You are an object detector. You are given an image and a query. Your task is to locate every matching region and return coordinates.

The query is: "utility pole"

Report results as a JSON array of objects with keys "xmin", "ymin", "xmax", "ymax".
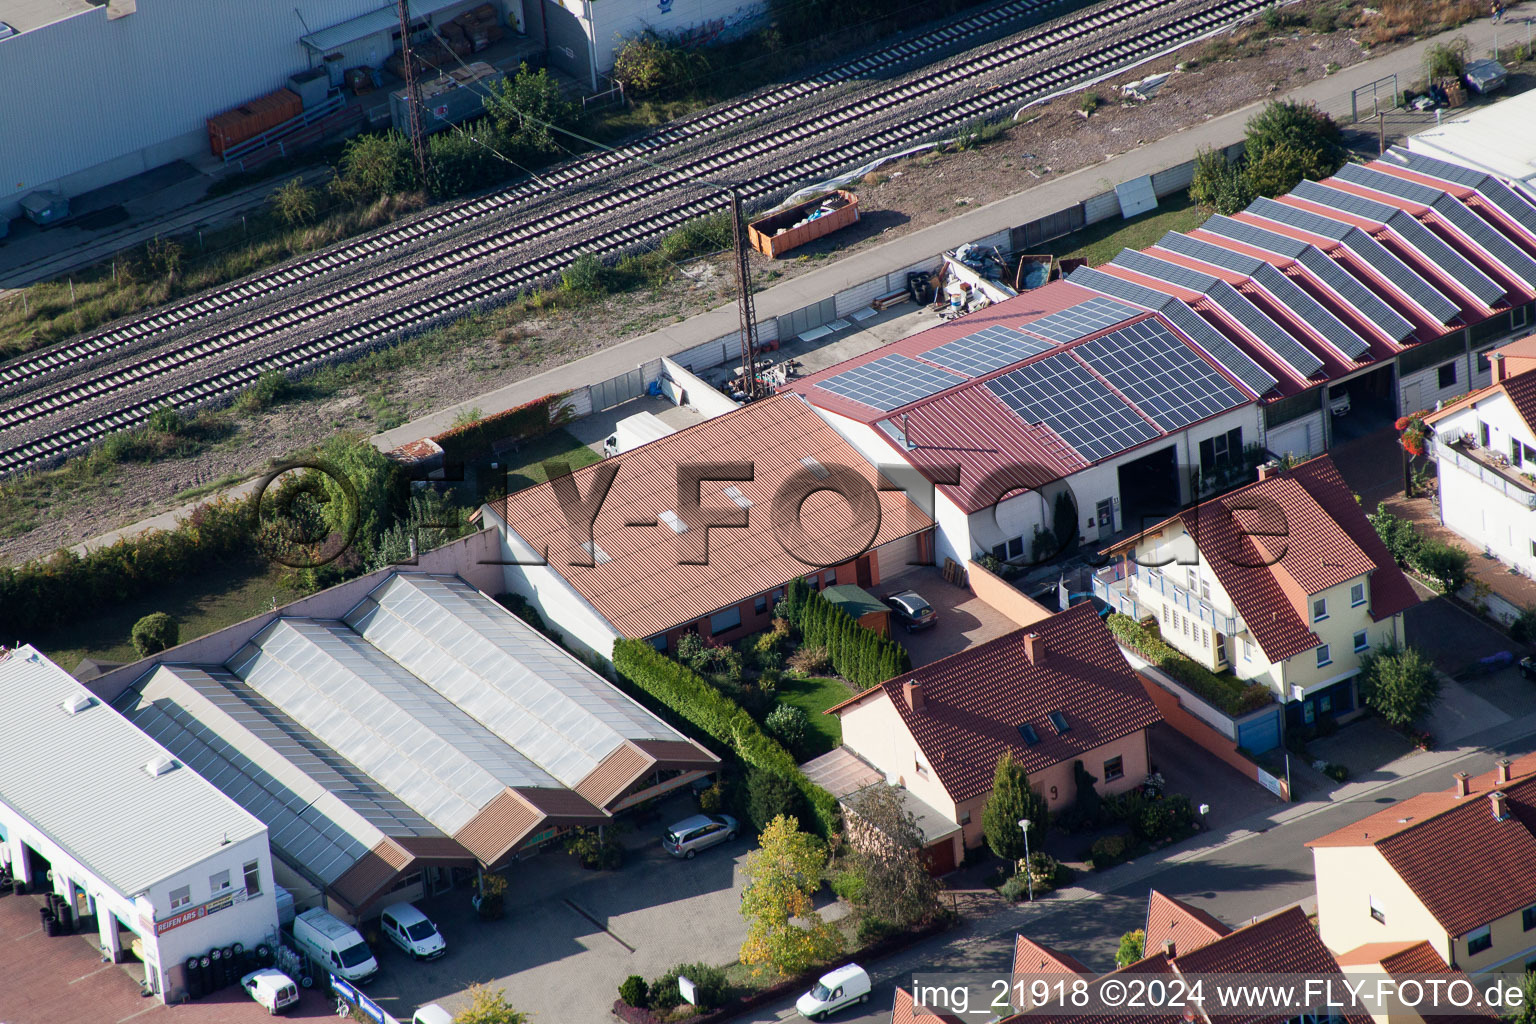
[
  {"xmin": 397, "ymin": 0, "xmax": 429, "ymax": 188},
  {"xmin": 1377, "ymin": 110, "xmax": 1386, "ymax": 156},
  {"xmin": 729, "ymin": 188, "xmax": 762, "ymax": 400}
]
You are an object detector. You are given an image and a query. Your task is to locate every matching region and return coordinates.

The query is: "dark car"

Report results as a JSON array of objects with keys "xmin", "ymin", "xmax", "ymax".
[
  {"xmin": 1520, "ymin": 656, "xmax": 1536, "ymax": 680},
  {"xmin": 885, "ymin": 590, "xmax": 937, "ymax": 632}
]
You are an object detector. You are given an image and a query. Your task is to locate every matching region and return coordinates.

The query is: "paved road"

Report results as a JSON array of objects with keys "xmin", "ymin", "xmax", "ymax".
[{"xmin": 730, "ymin": 711, "xmax": 1536, "ymax": 1023}]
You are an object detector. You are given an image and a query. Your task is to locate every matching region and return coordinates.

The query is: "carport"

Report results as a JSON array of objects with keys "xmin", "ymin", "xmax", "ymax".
[
  {"xmin": 1326, "ymin": 365, "xmax": 1397, "ymax": 445},
  {"xmin": 1117, "ymin": 444, "xmax": 1181, "ymax": 532}
]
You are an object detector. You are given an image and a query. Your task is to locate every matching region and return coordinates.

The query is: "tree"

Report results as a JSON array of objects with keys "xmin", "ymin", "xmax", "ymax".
[
  {"xmin": 1190, "ymin": 146, "xmax": 1254, "ymax": 214},
  {"xmin": 1244, "ymin": 141, "xmax": 1338, "ymax": 200},
  {"xmin": 765, "ymin": 703, "xmax": 810, "ymax": 754},
  {"xmin": 131, "ymin": 612, "xmax": 179, "ymax": 657},
  {"xmin": 310, "ymin": 432, "xmax": 406, "ymax": 560},
  {"xmin": 487, "ymin": 63, "xmax": 579, "ymax": 153},
  {"xmin": 611, "ymin": 31, "xmax": 704, "ymax": 96},
  {"xmin": 1358, "ymin": 645, "xmax": 1440, "ymax": 728},
  {"xmin": 739, "ymin": 815, "xmax": 842, "ymax": 977},
  {"xmin": 747, "ymin": 766, "xmax": 805, "ymax": 832},
  {"xmin": 981, "ymin": 752, "xmax": 1049, "ymax": 863},
  {"xmin": 1423, "ymin": 37, "xmax": 1469, "ymax": 81},
  {"xmin": 1508, "ymin": 972, "xmax": 1536, "ymax": 1024},
  {"xmin": 841, "ymin": 785, "xmax": 943, "ymax": 928},
  {"xmin": 1242, "ymin": 100, "xmax": 1344, "ymax": 190},
  {"xmin": 453, "ymin": 984, "xmax": 528, "ymax": 1024},
  {"xmin": 1116, "ymin": 929, "xmax": 1146, "ymax": 968},
  {"xmin": 270, "ymin": 177, "xmax": 317, "ymax": 226}
]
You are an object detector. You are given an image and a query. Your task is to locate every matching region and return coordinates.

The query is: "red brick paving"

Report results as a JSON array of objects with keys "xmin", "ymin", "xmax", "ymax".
[{"xmin": 0, "ymin": 890, "xmax": 335, "ymax": 1023}]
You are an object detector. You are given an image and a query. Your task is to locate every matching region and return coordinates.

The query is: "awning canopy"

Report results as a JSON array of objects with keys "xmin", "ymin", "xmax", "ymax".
[{"xmin": 300, "ymin": 0, "xmax": 460, "ymax": 54}]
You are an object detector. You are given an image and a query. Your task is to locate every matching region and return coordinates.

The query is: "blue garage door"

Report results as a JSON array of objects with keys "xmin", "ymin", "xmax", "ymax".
[{"xmin": 1237, "ymin": 709, "xmax": 1281, "ymax": 754}]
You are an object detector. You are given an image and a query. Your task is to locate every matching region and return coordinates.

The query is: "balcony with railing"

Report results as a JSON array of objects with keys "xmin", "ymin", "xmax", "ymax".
[
  {"xmin": 1437, "ymin": 439, "xmax": 1536, "ymax": 510},
  {"xmin": 1094, "ymin": 562, "xmax": 1241, "ymax": 635}
]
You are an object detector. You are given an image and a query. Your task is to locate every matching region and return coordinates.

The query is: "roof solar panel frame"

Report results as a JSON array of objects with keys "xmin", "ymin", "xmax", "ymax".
[
  {"xmin": 986, "ymin": 351, "xmax": 1162, "ymax": 463},
  {"xmin": 1385, "ymin": 146, "xmax": 1536, "ymax": 238},
  {"xmin": 1017, "ymin": 295, "xmax": 1147, "ymax": 344},
  {"xmin": 1073, "ymin": 318, "xmax": 1247, "ymax": 432},
  {"xmin": 922, "ymin": 324, "xmax": 1055, "ymax": 377},
  {"xmin": 816, "ymin": 352, "xmax": 967, "ymax": 411}
]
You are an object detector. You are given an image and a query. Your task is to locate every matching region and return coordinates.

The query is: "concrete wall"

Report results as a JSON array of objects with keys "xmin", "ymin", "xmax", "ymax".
[
  {"xmin": 1136, "ymin": 671, "xmax": 1288, "ymax": 799},
  {"xmin": 553, "ymin": 0, "xmax": 767, "ymax": 78},
  {"xmin": 966, "ymin": 560, "xmax": 1052, "ymax": 629},
  {"xmin": 86, "ymin": 528, "xmax": 505, "ymax": 702},
  {"xmin": 660, "ymin": 356, "xmax": 741, "ymax": 419},
  {"xmin": 1312, "ymin": 845, "xmax": 1452, "ymax": 966}
]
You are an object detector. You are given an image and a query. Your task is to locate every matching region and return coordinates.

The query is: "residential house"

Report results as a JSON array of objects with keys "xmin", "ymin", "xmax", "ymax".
[
  {"xmin": 1425, "ymin": 334, "xmax": 1536, "ymax": 578},
  {"xmin": 1097, "ymin": 455, "xmax": 1418, "ymax": 730},
  {"xmin": 825, "ymin": 603, "xmax": 1162, "ymax": 857},
  {"xmin": 1308, "ymin": 753, "xmax": 1536, "ymax": 976},
  {"xmin": 1335, "ymin": 940, "xmax": 1500, "ymax": 1024},
  {"xmin": 482, "ymin": 394, "xmax": 935, "ymax": 661},
  {"xmin": 1144, "ymin": 887, "xmax": 1231, "ymax": 955}
]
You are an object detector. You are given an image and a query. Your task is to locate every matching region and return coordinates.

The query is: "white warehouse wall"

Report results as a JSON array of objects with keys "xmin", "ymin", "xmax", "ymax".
[{"xmin": 556, "ymin": 0, "xmax": 767, "ymax": 75}]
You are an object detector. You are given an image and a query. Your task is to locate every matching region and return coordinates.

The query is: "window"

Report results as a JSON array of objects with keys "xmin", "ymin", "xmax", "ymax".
[
  {"xmin": 243, "ymin": 861, "xmax": 261, "ymax": 897},
  {"xmin": 709, "ymin": 606, "xmax": 742, "ymax": 634},
  {"xmin": 1017, "ymin": 723, "xmax": 1040, "ymax": 745},
  {"xmin": 1439, "ymin": 362, "xmax": 1458, "ymax": 389},
  {"xmin": 1350, "ymin": 583, "xmax": 1365, "ymax": 607},
  {"xmin": 1162, "ymin": 605, "xmax": 1170, "ymax": 624},
  {"xmin": 1243, "ymin": 638, "xmax": 1253, "ymax": 661},
  {"xmin": 1369, "ymin": 895, "xmax": 1385, "ymax": 924},
  {"xmin": 1199, "ymin": 427, "xmax": 1244, "ymax": 475},
  {"xmin": 1303, "ymin": 700, "xmax": 1316, "ymax": 724},
  {"xmin": 1183, "ymin": 617, "xmax": 1191, "ymax": 638},
  {"xmin": 754, "ymin": 595, "xmax": 768, "ymax": 615},
  {"xmin": 823, "ymin": 570, "xmax": 836, "ymax": 587},
  {"xmin": 914, "ymin": 754, "xmax": 929, "ymax": 778},
  {"xmin": 170, "ymin": 886, "xmax": 191, "ymax": 911},
  {"xmin": 1007, "ymin": 537, "xmax": 1024, "ymax": 560},
  {"xmin": 1047, "ymin": 711, "xmax": 1070, "ymax": 734},
  {"xmin": 1478, "ymin": 349, "xmax": 1493, "ymax": 374},
  {"xmin": 1515, "ymin": 438, "xmax": 1525, "ymax": 469},
  {"xmin": 1522, "ymin": 904, "xmax": 1536, "ymax": 932},
  {"xmin": 1516, "ymin": 306, "xmax": 1531, "ymax": 331},
  {"xmin": 209, "ymin": 869, "xmax": 231, "ymax": 893},
  {"xmin": 1319, "ymin": 694, "xmax": 1333, "ymax": 714},
  {"xmin": 958, "ymin": 809, "xmax": 971, "ymax": 825},
  {"xmin": 649, "ymin": 635, "xmax": 668, "ymax": 652},
  {"xmin": 1317, "ymin": 644, "xmax": 1332, "ymax": 668},
  {"xmin": 1200, "ymin": 578, "xmax": 1210, "ymax": 601},
  {"xmin": 1103, "ymin": 756, "xmax": 1125, "ymax": 782},
  {"xmin": 1187, "ymin": 569, "xmax": 1198, "ymax": 591},
  {"xmin": 1353, "ymin": 631, "xmax": 1368, "ymax": 653},
  {"xmin": 1481, "ymin": 420, "xmax": 1492, "ymax": 447},
  {"xmin": 992, "ymin": 543, "xmax": 1007, "ymax": 560},
  {"xmin": 1468, "ymin": 925, "xmax": 1493, "ymax": 956},
  {"xmin": 1312, "ymin": 597, "xmax": 1328, "ymax": 622}
]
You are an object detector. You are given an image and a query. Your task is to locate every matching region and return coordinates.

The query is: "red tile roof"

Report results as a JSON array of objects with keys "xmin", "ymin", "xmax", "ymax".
[
  {"xmin": 1144, "ymin": 890, "xmax": 1231, "ymax": 957},
  {"xmin": 1013, "ymin": 934, "xmax": 1090, "ymax": 981},
  {"xmin": 836, "ymin": 603, "xmax": 1161, "ymax": 804},
  {"xmin": 492, "ymin": 395, "xmax": 932, "ymax": 639},
  {"xmin": 1308, "ymin": 753, "xmax": 1536, "ymax": 937},
  {"xmin": 891, "ymin": 987, "xmax": 967, "ymax": 1024},
  {"xmin": 1338, "ymin": 940, "xmax": 1500, "ymax": 1024}
]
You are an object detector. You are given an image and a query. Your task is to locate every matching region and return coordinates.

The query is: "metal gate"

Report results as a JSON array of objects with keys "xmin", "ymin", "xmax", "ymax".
[
  {"xmin": 590, "ymin": 367, "xmax": 646, "ymax": 412},
  {"xmin": 540, "ymin": 0, "xmax": 592, "ymax": 88},
  {"xmin": 777, "ymin": 297, "xmax": 836, "ymax": 341}
]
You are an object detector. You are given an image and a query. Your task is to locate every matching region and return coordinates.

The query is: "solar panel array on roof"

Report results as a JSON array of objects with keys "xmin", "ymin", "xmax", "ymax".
[
  {"xmin": 817, "ymin": 353, "xmax": 966, "ymax": 410},
  {"xmin": 1074, "ymin": 319, "xmax": 1246, "ymax": 431},
  {"xmin": 1248, "ymin": 197, "xmax": 1461, "ymax": 323},
  {"xmin": 987, "ymin": 352, "xmax": 1161, "ymax": 462},
  {"xmin": 1111, "ymin": 248, "xmax": 1218, "ymax": 292},
  {"xmin": 1292, "ymin": 181, "xmax": 1505, "ymax": 306},
  {"xmin": 922, "ymin": 324, "xmax": 1054, "ymax": 377},
  {"xmin": 1158, "ymin": 230, "xmax": 1263, "ymax": 274},
  {"xmin": 1020, "ymin": 295, "xmax": 1145, "ymax": 343},
  {"xmin": 1067, "ymin": 266, "xmax": 1278, "ymax": 396},
  {"xmin": 1203, "ymin": 213, "xmax": 1309, "ymax": 257},
  {"xmin": 1385, "ymin": 146, "xmax": 1536, "ymax": 237}
]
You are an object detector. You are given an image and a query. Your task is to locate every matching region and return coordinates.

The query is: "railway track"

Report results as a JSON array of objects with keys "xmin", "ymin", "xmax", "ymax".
[{"xmin": 0, "ymin": 0, "xmax": 1273, "ymax": 476}]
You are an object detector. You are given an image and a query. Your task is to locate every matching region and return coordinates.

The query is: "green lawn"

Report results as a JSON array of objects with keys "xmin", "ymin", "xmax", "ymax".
[
  {"xmin": 495, "ymin": 428, "xmax": 604, "ymax": 496},
  {"xmin": 1043, "ymin": 190, "xmax": 1210, "ymax": 268},
  {"xmin": 33, "ymin": 560, "xmax": 296, "ymax": 677},
  {"xmin": 776, "ymin": 675, "xmax": 854, "ymax": 756}
]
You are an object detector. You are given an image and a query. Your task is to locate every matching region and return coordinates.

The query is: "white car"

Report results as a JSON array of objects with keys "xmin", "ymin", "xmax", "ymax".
[
  {"xmin": 796, "ymin": 963, "xmax": 871, "ymax": 1020},
  {"xmin": 380, "ymin": 902, "xmax": 446, "ymax": 960},
  {"xmin": 241, "ymin": 968, "xmax": 299, "ymax": 1015}
]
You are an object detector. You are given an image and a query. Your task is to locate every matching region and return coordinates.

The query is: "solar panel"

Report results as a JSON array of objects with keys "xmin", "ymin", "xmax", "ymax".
[
  {"xmin": 986, "ymin": 351, "xmax": 1161, "ymax": 462},
  {"xmin": 1157, "ymin": 230, "xmax": 1263, "ymax": 275},
  {"xmin": 922, "ymin": 323, "xmax": 1054, "ymax": 377},
  {"xmin": 1387, "ymin": 146, "xmax": 1536, "ymax": 238},
  {"xmin": 1247, "ymin": 197, "xmax": 1461, "ymax": 324},
  {"xmin": 1067, "ymin": 266, "xmax": 1278, "ymax": 396},
  {"xmin": 1111, "ymin": 248, "xmax": 1219, "ymax": 293},
  {"xmin": 1292, "ymin": 181, "xmax": 1504, "ymax": 306},
  {"xmin": 817, "ymin": 353, "xmax": 966, "ymax": 411},
  {"xmin": 1074, "ymin": 318, "xmax": 1247, "ymax": 431},
  {"xmin": 1019, "ymin": 295, "xmax": 1145, "ymax": 343},
  {"xmin": 1335, "ymin": 162, "xmax": 1444, "ymax": 207}
]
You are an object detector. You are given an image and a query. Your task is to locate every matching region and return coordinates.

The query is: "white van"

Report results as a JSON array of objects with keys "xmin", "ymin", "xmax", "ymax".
[
  {"xmin": 241, "ymin": 968, "xmax": 300, "ymax": 1015},
  {"xmin": 380, "ymin": 902, "xmax": 446, "ymax": 960},
  {"xmin": 291, "ymin": 907, "xmax": 378, "ymax": 984},
  {"xmin": 796, "ymin": 963, "xmax": 871, "ymax": 1020},
  {"xmin": 412, "ymin": 1005, "xmax": 454, "ymax": 1024}
]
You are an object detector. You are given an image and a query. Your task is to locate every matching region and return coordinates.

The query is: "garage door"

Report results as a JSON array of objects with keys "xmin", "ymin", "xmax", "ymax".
[
  {"xmin": 924, "ymin": 837, "xmax": 957, "ymax": 875},
  {"xmin": 1236, "ymin": 709, "xmax": 1281, "ymax": 754},
  {"xmin": 541, "ymin": 0, "xmax": 590, "ymax": 86}
]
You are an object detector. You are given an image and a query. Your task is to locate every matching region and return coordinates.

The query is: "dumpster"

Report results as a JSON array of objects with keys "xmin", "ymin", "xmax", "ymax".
[
  {"xmin": 747, "ymin": 191, "xmax": 859, "ymax": 258},
  {"xmin": 19, "ymin": 190, "xmax": 68, "ymax": 225}
]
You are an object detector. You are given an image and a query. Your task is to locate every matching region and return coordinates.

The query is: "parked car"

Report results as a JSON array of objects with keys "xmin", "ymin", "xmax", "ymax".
[
  {"xmin": 796, "ymin": 963, "xmax": 871, "ymax": 1020},
  {"xmin": 885, "ymin": 590, "xmax": 937, "ymax": 631},
  {"xmin": 663, "ymin": 813, "xmax": 738, "ymax": 858},
  {"xmin": 380, "ymin": 902, "xmax": 446, "ymax": 960},
  {"xmin": 412, "ymin": 1006, "xmax": 454, "ymax": 1024},
  {"xmin": 241, "ymin": 967, "xmax": 299, "ymax": 1015}
]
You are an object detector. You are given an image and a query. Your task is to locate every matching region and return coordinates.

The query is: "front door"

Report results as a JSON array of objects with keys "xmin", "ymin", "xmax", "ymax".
[
  {"xmin": 855, "ymin": 556, "xmax": 872, "ymax": 589},
  {"xmin": 1096, "ymin": 498, "xmax": 1116, "ymax": 541}
]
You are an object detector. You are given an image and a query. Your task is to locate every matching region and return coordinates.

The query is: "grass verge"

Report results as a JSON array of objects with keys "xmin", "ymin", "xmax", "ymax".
[
  {"xmin": 774, "ymin": 675, "xmax": 851, "ymax": 756},
  {"xmin": 1043, "ymin": 190, "xmax": 1208, "ymax": 267}
]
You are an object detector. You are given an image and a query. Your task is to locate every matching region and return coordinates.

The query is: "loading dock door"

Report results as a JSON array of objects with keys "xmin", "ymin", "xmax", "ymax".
[{"xmin": 541, "ymin": 0, "xmax": 592, "ymax": 88}]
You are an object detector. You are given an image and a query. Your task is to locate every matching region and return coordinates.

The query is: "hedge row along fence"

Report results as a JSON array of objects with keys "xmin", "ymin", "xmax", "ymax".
[
  {"xmin": 432, "ymin": 392, "xmax": 575, "ymax": 464},
  {"xmin": 1105, "ymin": 613, "xmax": 1273, "ymax": 716},
  {"xmin": 612, "ymin": 638, "xmax": 841, "ymax": 836},
  {"xmin": 779, "ymin": 579, "xmax": 910, "ymax": 689},
  {"xmin": 0, "ymin": 498, "xmax": 253, "ymax": 638}
]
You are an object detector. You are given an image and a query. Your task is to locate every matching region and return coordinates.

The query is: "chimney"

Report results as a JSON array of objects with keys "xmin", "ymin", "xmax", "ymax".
[
  {"xmin": 1492, "ymin": 790, "xmax": 1510, "ymax": 821},
  {"xmin": 1497, "ymin": 758, "xmax": 1513, "ymax": 785},
  {"xmin": 1162, "ymin": 939, "xmax": 1176, "ymax": 959},
  {"xmin": 1257, "ymin": 460, "xmax": 1281, "ymax": 481},
  {"xmin": 1454, "ymin": 771, "xmax": 1471, "ymax": 798},
  {"xmin": 904, "ymin": 680, "xmax": 925, "ymax": 713},
  {"xmin": 1494, "ymin": 352, "xmax": 1507, "ymax": 383},
  {"xmin": 1024, "ymin": 632, "xmax": 1044, "ymax": 664}
]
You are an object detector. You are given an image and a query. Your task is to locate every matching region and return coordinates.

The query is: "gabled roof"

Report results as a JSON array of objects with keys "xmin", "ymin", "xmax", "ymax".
[
  {"xmin": 1337, "ymin": 940, "xmax": 1500, "ymax": 1024},
  {"xmin": 891, "ymin": 987, "xmax": 967, "ymax": 1024},
  {"xmin": 1143, "ymin": 890, "xmax": 1230, "ymax": 957},
  {"xmin": 832, "ymin": 604, "xmax": 1161, "ymax": 804},
  {"xmin": 1012, "ymin": 934, "xmax": 1090, "ymax": 980},
  {"xmin": 491, "ymin": 394, "xmax": 932, "ymax": 637},
  {"xmin": 1308, "ymin": 752, "xmax": 1536, "ymax": 937},
  {"xmin": 1109, "ymin": 455, "xmax": 1416, "ymax": 662}
]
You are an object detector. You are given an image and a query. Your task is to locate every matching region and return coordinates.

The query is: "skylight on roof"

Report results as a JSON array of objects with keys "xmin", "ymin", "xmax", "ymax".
[
  {"xmin": 580, "ymin": 541, "xmax": 613, "ymax": 565},
  {"xmin": 800, "ymin": 456, "xmax": 830, "ymax": 479},
  {"xmin": 723, "ymin": 485, "xmax": 752, "ymax": 509},
  {"xmin": 1017, "ymin": 723, "xmax": 1040, "ymax": 745},
  {"xmin": 658, "ymin": 510, "xmax": 688, "ymax": 534},
  {"xmin": 1048, "ymin": 711, "xmax": 1070, "ymax": 734}
]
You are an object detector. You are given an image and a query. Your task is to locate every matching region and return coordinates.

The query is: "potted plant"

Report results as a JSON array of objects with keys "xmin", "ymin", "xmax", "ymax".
[{"xmin": 1395, "ymin": 415, "xmax": 1431, "ymax": 456}]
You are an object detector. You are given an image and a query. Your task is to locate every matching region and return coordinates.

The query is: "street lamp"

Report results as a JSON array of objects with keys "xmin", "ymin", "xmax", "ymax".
[{"xmin": 1018, "ymin": 819, "xmax": 1034, "ymax": 902}]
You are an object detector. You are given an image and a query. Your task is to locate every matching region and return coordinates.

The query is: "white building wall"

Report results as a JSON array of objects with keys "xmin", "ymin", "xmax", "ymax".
[
  {"xmin": 1264, "ymin": 409, "xmax": 1326, "ymax": 461},
  {"xmin": 1433, "ymin": 391, "xmax": 1536, "ymax": 576},
  {"xmin": 558, "ymin": 0, "xmax": 767, "ymax": 76}
]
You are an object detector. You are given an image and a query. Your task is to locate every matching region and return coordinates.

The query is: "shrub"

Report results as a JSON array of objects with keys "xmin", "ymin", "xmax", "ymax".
[
  {"xmin": 1323, "ymin": 762, "xmax": 1349, "ymax": 783},
  {"xmin": 431, "ymin": 392, "xmax": 568, "ymax": 464},
  {"xmin": 698, "ymin": 779, "xmax": 729, "ymax": 814},
  {"xmin": 653, "ymin": 962, "xmax": 727, "ymax": 1010},
  {"xmin": 560, "ymin": 254, "xmax": 611, "ymax": 300},
  {"xmin": 1104, "ymin": 614, "xmax": 1273, "ymax": 715},
  {"xmin": 1412, "ymin": 537, "xmax": 1469, "ymax": 593},
  {"xmin": 1511, "ymin": 606, "xmax": 1536, "ymax": 645},
  {"xmin": 1090, "ymin": 834, "xmax": 1128, "ymax": 868},
  {"xmin": 1423, "ymin": 37, "xmax": 1469, "ymax": 81},
  {"xmin": 1078, "ymin": 91, "xmax": 1103, "ymax": 116},
  {"xmin": 1358, "ymin": 645, "xmax": 1440, "ymax": 728},
  {"xmin": 747, "ymin": 766, "xmax": 805, "ymax": 832},
  {"xmin": 787, "ymin": 644, "xmax": 830, "ymax": 676},
  {"xmin": 999, "ymin": 873, "xmax": 1033, "ymax": 902},
  {"xmin": 564, "ymin": 826, "xmax": 624, "ymax": 870},
  {"xmin": 618, "ymin": 976, "xmax": 649, "ymax": 1009},
  {"xmin": 855, "ymin": 916, "xmax": 896, "ymax": 945},
  {"xmin": 234, "ymin": 370, "xmax": 293, "ymax": 414},
  {"xmin": 676, "ymin": 632, "xmax": 706, "ymax": 670},
  {"xmin": 271, "ymin": 177, "xmax": 318, "ymax": 226},
  {"xmin": 765, "ymin": 703, "xmax": 810, "ymax": 753},
  {"xmin": 1117, "ymin": 929, "xmax": 1146, "ymax": 968},
  {"xmin": 830, "ymin": 868, "xmax": 867, "ymax": 904},
  {"xmin": 130, "ymin": 612, "xmax": 179, "ymax": 657},
  {"xmin": 1190, "ymin": 146, "xmax": 1254, "ymax": 214},
  {"xmin": 612, "ymin": 31, "xmax": 706, "ymax": 96}
]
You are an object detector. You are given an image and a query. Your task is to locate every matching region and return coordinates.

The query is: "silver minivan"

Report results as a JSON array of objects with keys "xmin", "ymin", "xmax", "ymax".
[
  {"xmin": 380, "ymin": 902, "xmax": 446, "ymax": 960},
  {"xmin": 663, "ymin": 813, "xmax": 738, "ymax": 858}
]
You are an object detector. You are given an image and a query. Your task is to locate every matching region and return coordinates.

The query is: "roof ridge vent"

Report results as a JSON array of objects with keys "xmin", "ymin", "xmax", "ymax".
[
  {"xmin": 144, "ymin": 754, "xmax": 178, "ymax": 778},
  {"xmin": 61, "ymin": 692, "xmax": 94, "ymax": 715}
]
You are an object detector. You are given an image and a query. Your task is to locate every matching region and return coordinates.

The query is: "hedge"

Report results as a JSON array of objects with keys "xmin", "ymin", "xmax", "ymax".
[
  {"xmin": 1105, "ymin": 613, "xmax": 1273, "ymax": 716},
  {"xmin": 0, "ymin": 498, "xmax": 253, "ymax": 637},
  {"xmin": 612, "ymin": 638, "xmax": 841, "ymax": 836},
  {"xmin": 781, "ymin": 579, "xmax": 910, "ymax": 688},
  {"xmin": 432, "ymin": 392, "xmax": 573, "ymax": 463}
]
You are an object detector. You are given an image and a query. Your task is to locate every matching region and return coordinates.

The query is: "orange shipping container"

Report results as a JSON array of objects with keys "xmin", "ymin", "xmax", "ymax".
[
  {"xmin": 206, "ymin": 88, "xmax": 303, "ymax": 157},
  {"xmin": 747, "ymin": 190, "xmax": 859, "ymax": 258}
]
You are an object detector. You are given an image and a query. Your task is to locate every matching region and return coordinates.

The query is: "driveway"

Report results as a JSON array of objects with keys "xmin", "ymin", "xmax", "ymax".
[
  {"xmin": 361, "ymin": 794, "xmax": 757, "ymax": 1024},
  {"xmin": 881, "ymin": 567, "xmax": 1021, "ymax": 667}
]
